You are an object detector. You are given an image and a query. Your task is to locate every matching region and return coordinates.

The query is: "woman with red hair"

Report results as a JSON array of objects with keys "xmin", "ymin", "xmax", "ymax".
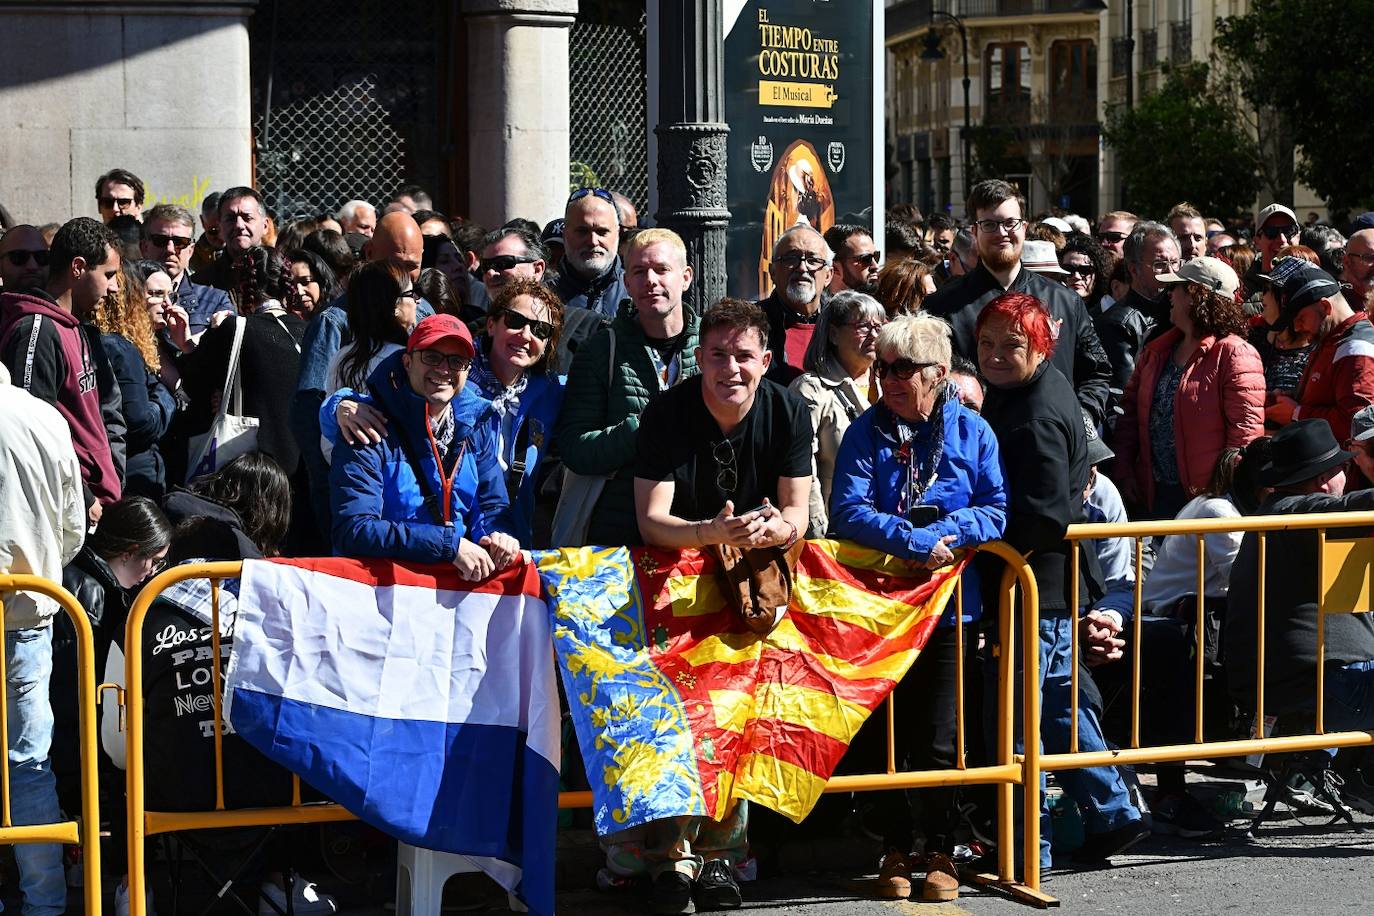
[{"xmin": 976, "ymin": 291, "xmax": 1148, "ymax": 870}]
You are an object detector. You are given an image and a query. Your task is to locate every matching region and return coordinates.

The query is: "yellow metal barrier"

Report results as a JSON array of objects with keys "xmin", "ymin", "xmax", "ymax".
[
  {"xmin": 1027, "ymin": 510, "xmax": 1374, "ymax": 891},
  {"xmin": 123, "ymin": 562, "xmax": 355, "ymax": 916},
  {"xmin": 121, "ymin": 546, "xmax": 1049, "ymax": 910},
  {"xmin": 0, "ymin": 574, "xmax": 103, "ymax": 916}
]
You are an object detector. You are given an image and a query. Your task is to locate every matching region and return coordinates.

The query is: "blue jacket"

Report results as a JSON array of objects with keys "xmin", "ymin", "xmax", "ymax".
[
  {"xmin": 463, "ymin": 369, "xmax": 564, "ymax": 546},
  {"xmin": 101, "ymin": 333, "xmax": 174, "ymax": 497},
  {"xmin": 328, "ymin": 352, "xmax": 514, "ymax": 563},
  {"xmin": 173, "ymin": 273, "xmax": 233, "ymax": 337},
  {"xmin": 831, "ymin": 395, "xmax": 1007, "ymax": 625},
  {"xmin": 549, "ymin": 257, "xmax": 628, "ymax": 320}
]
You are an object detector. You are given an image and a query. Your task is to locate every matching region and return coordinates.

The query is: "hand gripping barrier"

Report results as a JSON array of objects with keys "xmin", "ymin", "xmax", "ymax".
[{"xmin": 0, "ymin": 574, "xmax": 103, "ymax": 916}]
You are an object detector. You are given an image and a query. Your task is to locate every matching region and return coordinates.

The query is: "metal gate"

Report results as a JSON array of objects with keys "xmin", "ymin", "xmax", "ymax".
[
  {"xmin": 249, "ymin": 0, "xmax": 446, "ymax": 221},
  {"xmin": 569, "ymin": 3, "xmax": 649, "ymax": 215}
]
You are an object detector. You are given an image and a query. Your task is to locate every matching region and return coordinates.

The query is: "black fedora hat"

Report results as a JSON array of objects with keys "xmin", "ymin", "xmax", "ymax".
[{"xmin": 1260, "ymin": 419, "xmax": 1352, "ymax": 487}]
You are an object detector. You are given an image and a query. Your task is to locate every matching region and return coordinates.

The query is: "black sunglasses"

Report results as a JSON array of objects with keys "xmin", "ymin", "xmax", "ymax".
[
  {"xmin": 496, "ymin": 307, "xmax": 555, "ymax": 341},
  {"xmin": 850, "ymin": 251, "xmax": 882, "ymax": 267},
  {"xmin": 415, "ymin": 349, "xmax": 472, "ymax": 372},
  {"xmin": 713, "ymin": 439, "xmax": 737, "ymax": 494},
  {"xmin": 568, "ymin": 187, "xmax": 615, "ymax": 207},
  {"xmin": 479, "ymin": 254, "xmax": 539, "ymax": 274},
  {"xmin": 3, "ymin": 249, "xmax": 49, "ymax": 267},
  {"xmin": 874, "ymin": 358, "xmax": 932, "ymax": 381},
  {"xmin": 99, "ymin": 195, "xmax": 135, "ymax": 208},
  {"xmin": 1062, "ymin": 265, "xmax": 1095, "ymax": 278},
  {"xmin": 1096, "ymin": 231, "xmax": 1129, "ymax": 244},
  {"xmin": 146, "ymin": 232, "xmax": 194, "ymax": 251},
  {"xmin": 1259, "ymin": 223, "xmax": 1299, "ymax": 240}
]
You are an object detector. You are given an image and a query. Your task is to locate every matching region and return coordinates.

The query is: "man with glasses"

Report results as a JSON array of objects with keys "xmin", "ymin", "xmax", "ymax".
[
  {"xmin": 479, "ymin": 226, "xmax": 546, "ymax": 301},
  {"xmin": 757, "ymin": 225, "xmax": 833, "ymax": 384},
  {"xmin": 330, "ymin": 313, "xmax": 520, "ymax": 577},
  {"xmin": 1342, "ymin": 229, "xmax": 1374, "ymax": 312},
  {"xmin": 95, "ymin": 167, "xmax": 145, "ymax": 224},
  {"xmin": 1096, "ymin": 221, "xmax": 1180, "ymax": 400},
  {"xmin": 630, "ymin": 297, "xmax": 811, "ymax": 914},
  {"xmin": 823, "ymin": 224, "xmax": 880, "ymax": 296},
  {"xmin": 558, "ymin": 228, "xmax": 700, "ymax": 549},
  {"xmin": 552, "ymin": 187, "xmax": 629, "ymax": 319},
  {"xmin": 139, "ymin": 203, "xmax": 232, "ymax": 343},
  {"xmin": 0, "ymin": 224, "xmax": 50, "ymax": 293},
  {"xmin": 1094, "ymin": 210, "xmax": 1137, "ymax": 270},
  {"xmin": 924, "ymin": 179, "xmax": 1111, "ymax": 428},
  {"xmin": 1244, "ymin": 202, "xmax": 1302, "ymax": 312}
]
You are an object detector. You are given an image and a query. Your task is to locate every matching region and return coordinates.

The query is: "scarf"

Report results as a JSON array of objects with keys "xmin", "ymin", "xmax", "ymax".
[
  {"xmin": 891, "ymin": 380, "xmax": 955, "ymax": 514},
  {"xmin": 470, "ymin": 342, "xmax": 529, "ymax": 421},
  {"xmin": 430, "ymin": 403, "xmax": 456, "ymax": 461}
]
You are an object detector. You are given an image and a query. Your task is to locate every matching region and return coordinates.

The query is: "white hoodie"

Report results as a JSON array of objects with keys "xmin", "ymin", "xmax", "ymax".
[{"xmin": 0, "ymin": 362, "xmax": 87, "ymax": 629}]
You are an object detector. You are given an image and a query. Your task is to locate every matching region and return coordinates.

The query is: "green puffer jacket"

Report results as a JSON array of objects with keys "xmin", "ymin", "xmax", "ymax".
[{"xmin": 557, "ymin": 304, "xmax": 700, "ymax": 547}]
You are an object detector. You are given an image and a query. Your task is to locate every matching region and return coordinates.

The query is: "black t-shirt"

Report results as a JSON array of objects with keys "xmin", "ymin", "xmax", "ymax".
[{"xmin": 635, "ymin": 375, "xmax": 812, "ymax": 521}]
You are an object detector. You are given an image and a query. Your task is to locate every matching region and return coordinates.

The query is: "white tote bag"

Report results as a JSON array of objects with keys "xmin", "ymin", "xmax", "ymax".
[{"xmin": 186, "ymin": 317, "xmax": 258, "ymax": 482}]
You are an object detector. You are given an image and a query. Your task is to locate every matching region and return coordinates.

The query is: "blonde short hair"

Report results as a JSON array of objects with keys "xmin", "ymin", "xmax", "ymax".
[
  {"xmin": 625, "ymin": 227, "xmax": 687, "ymax": 268},
  {"xmin": 876, "ymin": 313, "xmax": 951, "ymax": 377}
]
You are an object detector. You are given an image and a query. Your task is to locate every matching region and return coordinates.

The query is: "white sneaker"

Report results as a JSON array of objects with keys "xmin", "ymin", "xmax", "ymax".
[
  {"xmin": 114, "ymin": 881, "xmax": 157, "ymax": 916},
  {"xmin": 258, "ymin": 877, "xmax": 338, "ymax": 916}
]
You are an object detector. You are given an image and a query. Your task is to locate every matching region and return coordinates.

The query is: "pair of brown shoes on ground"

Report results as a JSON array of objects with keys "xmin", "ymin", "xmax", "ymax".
[{"xmin": 874, "ymin": 849, "xmax": 959, "ymax": 901}]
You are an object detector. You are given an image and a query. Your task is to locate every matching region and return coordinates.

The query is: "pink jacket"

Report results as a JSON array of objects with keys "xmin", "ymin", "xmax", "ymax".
[{"xmin": 1114, "ymin": 329, "xmax": 1265, "ymax": 510}]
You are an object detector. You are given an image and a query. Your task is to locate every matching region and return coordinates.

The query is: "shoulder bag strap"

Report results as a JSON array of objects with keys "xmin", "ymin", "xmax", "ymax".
[{"xmin": 224, "ymin": 317, "xmax": 248, "ymax": 418}]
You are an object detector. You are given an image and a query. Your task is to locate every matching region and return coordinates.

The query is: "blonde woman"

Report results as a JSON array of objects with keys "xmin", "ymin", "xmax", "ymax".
[{"xmin": 91, "ymin": 264, "xmax": 176, "ymax": 497}]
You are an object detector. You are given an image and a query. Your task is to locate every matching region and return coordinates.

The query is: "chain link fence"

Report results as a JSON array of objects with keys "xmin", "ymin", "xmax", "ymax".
[
  {"xmin": 569, "ymin": 7, "xmax": 649, "ymax": 215},
  {"xmin": 250, "ymin": 0, "xmax": 442, "ymax": 221}
]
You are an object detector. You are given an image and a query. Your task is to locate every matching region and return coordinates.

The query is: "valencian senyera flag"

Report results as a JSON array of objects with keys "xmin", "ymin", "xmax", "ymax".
[
  {"xmin": 224, "ymin": 557, "xmax": 560, "ymax": 916},
  {"xmin": 535, "ymin": 540, "xmax": 969, "ymax": 835}
]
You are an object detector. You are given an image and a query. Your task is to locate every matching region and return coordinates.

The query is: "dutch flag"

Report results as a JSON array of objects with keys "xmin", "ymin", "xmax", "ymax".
[{"xmin": 224, "ymin": 556, "xmax": 560, "ymax": 915}]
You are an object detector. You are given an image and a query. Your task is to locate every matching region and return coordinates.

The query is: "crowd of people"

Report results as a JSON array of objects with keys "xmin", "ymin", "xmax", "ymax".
[{"xmin": 4, "ymin": 167, "xmax": 1374, "ymax": 915}]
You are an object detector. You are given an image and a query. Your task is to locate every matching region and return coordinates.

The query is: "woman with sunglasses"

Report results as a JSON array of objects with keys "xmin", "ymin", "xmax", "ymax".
[
  {"xmin": 976, "ymin": 292, "xmax": 1148, "ymax": 870},
  {"xmin": 788, "ymin": 290, "xmax": 885, "ymax": 536},
  {"xmin": 830, "ymin": 313, "xmax": 1006, "ymax": 901},
  {"xmin": 1059, "ymin": 233, "xmax": 1108, "ymax": 311},
  {"xmin": 465, "ymin": 278, "xmax": 565, "ymax": 546}
]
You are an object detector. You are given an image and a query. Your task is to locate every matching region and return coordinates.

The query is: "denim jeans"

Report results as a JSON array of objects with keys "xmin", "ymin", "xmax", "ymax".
[
  {"xmin": 1325, "ymin": 659, "xmax": 1374, "ymax": 732},
  {"xmin": 6, "ymin": 626, "xmax": 66, "ymax": 915},
  {"xmin": 992, "ymin": 614, "xmax": 1141, "ymax": 867}
]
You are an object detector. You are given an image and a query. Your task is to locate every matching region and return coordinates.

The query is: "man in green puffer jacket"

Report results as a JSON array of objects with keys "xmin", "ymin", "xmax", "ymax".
[{"xmin": 557, "ymin": 228, "xmax": 700, "ymax": 547}]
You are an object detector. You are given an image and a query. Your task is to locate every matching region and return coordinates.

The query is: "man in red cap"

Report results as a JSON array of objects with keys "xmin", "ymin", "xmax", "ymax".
[{"xmin": 329, "ymin": 313, "xmax": 519, "ymax": 579}]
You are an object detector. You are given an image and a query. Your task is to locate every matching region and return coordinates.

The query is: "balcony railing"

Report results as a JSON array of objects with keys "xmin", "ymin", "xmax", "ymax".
[
  {"xmin": 1169, "ymin": 20, "xmax": 1192, "ymax": 64},
  {"xmin": 889, "ymin": 0, "xmax": 1086, "ymax": 35},
  {"xmin": 1111, "ymin": 36, "xmax": 1132, "ymax": 78},
  {"xmin": 1139, "ymin": 28, "xmax": 1158, "ymax": 69}
]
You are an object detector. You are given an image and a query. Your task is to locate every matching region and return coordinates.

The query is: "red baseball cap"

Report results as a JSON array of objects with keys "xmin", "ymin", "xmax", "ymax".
[{"xmin": 407, "ymin": 314, "xmax": 474, "ymax": 358}]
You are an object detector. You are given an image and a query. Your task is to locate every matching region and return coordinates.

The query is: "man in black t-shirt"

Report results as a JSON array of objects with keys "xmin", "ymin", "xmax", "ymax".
[{"xmin": 629, "ymin": 298, "xmax": 812, "ymax": 914}]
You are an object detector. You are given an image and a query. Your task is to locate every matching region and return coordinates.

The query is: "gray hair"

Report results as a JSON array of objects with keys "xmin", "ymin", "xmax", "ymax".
[
  {"xmin": 772, "ymin": 224, "xmax": 835, "ymax": 265},
  {"xmin": 479, "ymin": 226, "xmax": 546, "ymax": 263},
  {"xmin": 336, "ymin": 199, "xmax": 375, "ymax": 223},
  {"xmin": 803, "ymin": 290, "xmax": 886, "ymax": 376},
  {"xmin": 875, "ymin": 313, "xmax": 951, "ymax": 378},
  {"xmin": 142, "ymin": 203, "xmax": 195, "ymax": 231},
  {"xmin": 951, "ymin": 228, "xmax": 976, "ymax": 261},
  {"xmin": 1124, "ymin": 221, "xmax": 1177, "ymax": 267}
]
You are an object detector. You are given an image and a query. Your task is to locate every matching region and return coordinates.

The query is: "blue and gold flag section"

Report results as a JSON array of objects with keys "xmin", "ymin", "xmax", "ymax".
[{"xmin": 534, "ymin": 540, "xmax": 968, "ymax": 835}]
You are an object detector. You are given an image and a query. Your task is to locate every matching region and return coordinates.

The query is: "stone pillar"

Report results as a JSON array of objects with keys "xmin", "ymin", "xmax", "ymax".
[
  {"xmin": 460, "ymin": 0, "xmax": 577, "ymax": 228},
  {"xmin": 654, "ymin": 0, "xmax": 729, "ymax": 315},
  {"xmin": 0, "ymin": 0, "xmax": 256, "ymax": 223}
]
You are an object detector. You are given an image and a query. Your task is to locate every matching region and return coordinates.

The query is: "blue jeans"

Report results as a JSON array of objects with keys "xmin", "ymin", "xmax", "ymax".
[
  {"xmin": 1326, "ymin": 659, "xmax": 1374, "ymax": 732},
  {"xmin": 993, "ymin": 615, "xmax": 1141, "ymax": 868},
  {"xmin": 7, "ymin": 627, "xmax": 66, "ymax": 915}
]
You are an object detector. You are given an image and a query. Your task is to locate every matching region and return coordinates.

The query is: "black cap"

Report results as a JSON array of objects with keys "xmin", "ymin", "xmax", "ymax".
[
  {"xmin": 1272, "ymin": 262, "xmax": 1341, "ymax": 333},
  {"xmin": 1259, "ymin": 419, "xmax": 1352, "ymax": 487}
]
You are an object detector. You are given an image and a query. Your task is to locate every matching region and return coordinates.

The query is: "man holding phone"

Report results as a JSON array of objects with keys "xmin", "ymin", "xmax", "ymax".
[{"xmin": 629, "ymin": 297, "xmax": 812, "ymax": 914}]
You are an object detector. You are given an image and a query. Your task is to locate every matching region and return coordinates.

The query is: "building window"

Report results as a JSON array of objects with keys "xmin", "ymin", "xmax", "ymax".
[
  {"xmin": 1050, "ymin": 39, "xmax": 1097, "ymax": 122},
  {"xmin": 986, "ymin": 42, "xmax": 1030, "ymax": 120}
]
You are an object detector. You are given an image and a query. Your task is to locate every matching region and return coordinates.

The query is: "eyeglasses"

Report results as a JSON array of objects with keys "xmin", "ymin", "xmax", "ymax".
[
  {"xmin": 415, "ymin": 349, "xmax": 472, "ymax": 372},
  {"xmin": 849, "ymin": 251, "xmax": 882, "ymax": 267},
  {"xmin": 146, "ymin": 232, "xmax": 193, "ymax": 251},
  {"xmin": 844, "ymin": 321, "xmax": 885, "ymax": 337},
  {"xmin": 1151, "ymin": 258, "xmax": 1182, "ymax": 274},
  {"xmin": 3, "ymin": 249, "xmax": 49, "ymax": 267},
  {"xmin": 1096, "ymin": 231, "xmax": 1129, "ymax": 244},
  {"xmin": 568, "ymin": 187, "xmax": 615, "ymax": 207},
  {"xmin": 99, "ymin": 196, "xmax": 135, "ymax": 209},
  {"xmin": 479, "ymin": 254, "xmax": 539, "ymax": 274},
  {"xmin": 146, "ymin": 290, "xmax": 171, "ymax": 303},
  {"xmin": 397, "ymin": 289, "xmax": 421, "ymax": 303},
  {"xmin": 1062, "ymin": 264, "xmax": 1095, "ymax": 278},
  {"xmin": 874, "ymin": 358, "xmax": 932, "ymax": 381},
  {"xmin": 497, "ymin": 307, "xmax": 555, "ymax": 341},
  {"xmin": 713, "ymin": 439, "xmax": 738, "ymax": 494},
  {"xmin": 975, "ymin": 218, "xmax": 1025, "ymax": 235},
  {"xmin": 1345, "ymin": 250, "xmax": 1374, "ymax": 266},
  {"xmin": 775, "ymin": 253, "xmax": 829, "ymax": 272},
  {"xmin": 1259, "ymin": 223, "xmax": 1299, "ymax": 240}
]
